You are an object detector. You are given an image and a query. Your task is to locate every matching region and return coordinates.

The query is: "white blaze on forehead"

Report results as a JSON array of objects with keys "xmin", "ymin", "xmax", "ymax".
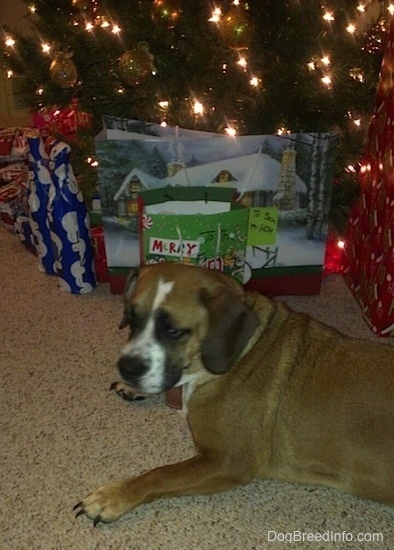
[
  {"xmin": 152, "ymin": 278, "xmax": 174, "ymax": 310},
  {"xmin": 119, "ymin": 277, "xmax": 175, "ymax": 394}
]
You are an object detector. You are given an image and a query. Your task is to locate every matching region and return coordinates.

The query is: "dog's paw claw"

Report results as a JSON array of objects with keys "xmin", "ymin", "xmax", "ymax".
[
  {"xmin": 110, "ymin": 381, "xmax": 147, "ymax": 402},
  {"xmin": 75, "ymin": 482, "xmax": 130, "ymax": 525},
  {"xmin": 93, "ymin": 515, "xmax": 102, "ymax": 527}
]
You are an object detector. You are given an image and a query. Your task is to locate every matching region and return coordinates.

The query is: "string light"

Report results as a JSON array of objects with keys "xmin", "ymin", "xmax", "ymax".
[
  {"xmin": 193, "ymin": 100, "xmax": 204, "ymax": 115},
  {"xmin": 41, "ymin": 42, "xmax": 51, "ymax": 54},
  {"xmin": 5, "ymin": 36, "xmax": 16, "ymax": 47},
  {"xmin": 6, "ymin": 69, "xmax": 14, "ymax": 78},
  {"xmin": 209, "ymin": 8, "xmax": 222, "ymax": 23},
  {"xmin": 237, "ymin": 57, "xmax": 247, "ymax": 69},
  {"xmin": 347, "ymin": 23, "xmax": 356, "ymax": 34},
  {"xmin": 249, "ymin": 76, "xmax": 259, "ymax": 87},
  {"xmin": 225, "ymin": 126, "xmax": 237, "ymax": 137},
  {"xmin": 323, "ymin": 11, "xmax": 335, "ymax": 22},
  {"xmin": 321, "ymin": 75, "xmax": 332, "ymax": 87},
  {"xmin": 111, "ymin": 25, "xmax": 121, "ymax": 34},
  {"xmin": 389, "ymin": 4, "xmax": 394, "ymax": 16}
]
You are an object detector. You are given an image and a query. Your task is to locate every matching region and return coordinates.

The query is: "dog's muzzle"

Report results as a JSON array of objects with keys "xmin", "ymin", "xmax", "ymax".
[{"xmin": 117, "ymin": 352, "xmax": 182, "ymax": 395}]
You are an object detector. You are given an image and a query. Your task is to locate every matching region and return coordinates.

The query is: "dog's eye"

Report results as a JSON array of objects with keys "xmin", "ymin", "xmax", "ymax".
[{"xmin": 164, "ymin": 327, "xmax": 188, "ymax": 340}]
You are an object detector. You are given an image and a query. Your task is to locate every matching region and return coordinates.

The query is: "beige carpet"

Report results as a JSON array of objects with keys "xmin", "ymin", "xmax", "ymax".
[{"xmin": 1, "ymin": 226, "xmax": 392, "ymax": 550}]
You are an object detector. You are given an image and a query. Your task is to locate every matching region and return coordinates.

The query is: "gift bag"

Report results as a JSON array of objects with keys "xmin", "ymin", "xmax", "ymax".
[
  {"xmin": 26, "ymin": 130, "xmax": 57, "ymax": 274},
  {"xmin": 96, "ymin": 124, "xmax": 337, "ymax": 295},
  {"xmin": 342, "ymin": 19, "xmax": 394, "ymax": 338},
  {"xmin": 140, "ymin": 187, "xmax": 248, "ymax": 282},
  {"xmin": 47, "ymin": 140, "xmax": 96, "ymax": 294}
]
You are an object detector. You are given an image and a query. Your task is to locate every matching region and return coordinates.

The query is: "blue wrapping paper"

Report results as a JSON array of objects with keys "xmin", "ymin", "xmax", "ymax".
[
  {"xmin": 47, "ymin": 140, "xmax": 96, "ymax": 294},
  {"xmin": 27, "ymin": 131, "xmax": 57, "ymax": 274},
  {"xmin": 15, "ymin": 214, "xmax": 36, "ymax": 253}
]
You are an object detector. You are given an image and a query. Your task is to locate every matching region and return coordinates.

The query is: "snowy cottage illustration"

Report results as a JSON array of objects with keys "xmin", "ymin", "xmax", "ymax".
[{"xmin": 112, "ymin": 141, "xmax": 307, "ymax": 219}]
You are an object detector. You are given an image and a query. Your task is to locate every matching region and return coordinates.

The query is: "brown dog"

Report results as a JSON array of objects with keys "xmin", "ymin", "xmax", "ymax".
[{"xmin": 75, "ymin": 262, "xmax": 394, "ymax": 525}]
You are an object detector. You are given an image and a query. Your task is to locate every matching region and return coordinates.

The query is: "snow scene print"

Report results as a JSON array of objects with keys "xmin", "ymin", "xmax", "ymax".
[{"xmin": 96, "ymin": 131, "xmax": 337, "ymax": 279}]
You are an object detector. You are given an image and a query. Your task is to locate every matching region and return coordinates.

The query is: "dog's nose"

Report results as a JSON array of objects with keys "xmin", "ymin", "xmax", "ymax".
[{"xmin": 117, "ymin": 355, "xmax": 147, "ymax": 383}]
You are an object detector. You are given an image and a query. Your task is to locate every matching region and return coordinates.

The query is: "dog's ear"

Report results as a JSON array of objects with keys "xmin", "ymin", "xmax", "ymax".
[
  {"xmin": 199, "ymin": 287, "xmax": 259, "ymax": 374},
  {"xmin": 119, "ymin": 267, "xmax": 140, "ymax": 330}
]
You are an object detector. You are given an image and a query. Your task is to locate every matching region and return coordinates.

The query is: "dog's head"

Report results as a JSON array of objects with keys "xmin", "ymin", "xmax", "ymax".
[{"xmin": 117, "ymin": 262, "xmax": 259, "ymax": 395}]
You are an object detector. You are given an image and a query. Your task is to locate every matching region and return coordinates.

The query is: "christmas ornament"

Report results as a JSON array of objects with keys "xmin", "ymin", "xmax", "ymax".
[
  {"xmin": 118, "ymin": 45, "xmax": 155, "ymax": 86},
  {"xmin": 151, "ymin": 0, "xmax": 182, "ymax": 29},
  {"xmin": 49, "ymin": 52, "xmax": 78, "ymax": 88},
  {"xmin": 219, "ymin": 4, "xmax": 252, "ymax": 50}
]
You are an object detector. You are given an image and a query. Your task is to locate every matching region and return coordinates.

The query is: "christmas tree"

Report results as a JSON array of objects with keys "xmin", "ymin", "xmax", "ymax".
[{"xmin": 0, "ymin": 0, "xmax": 390, "ymax": 229}]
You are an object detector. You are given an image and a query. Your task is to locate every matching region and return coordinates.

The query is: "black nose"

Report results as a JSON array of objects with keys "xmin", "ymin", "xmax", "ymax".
[{"xmin": 117, "ymin": 355, "xmax": 147, "ymax": 384}]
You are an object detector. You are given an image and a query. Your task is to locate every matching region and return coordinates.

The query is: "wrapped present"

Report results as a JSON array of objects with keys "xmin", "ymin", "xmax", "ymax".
[
  {"xmin": 15, "ymin": 214, "xmax": 36, "ymax": 253},
  {"xmin": 91, "ymin": 225, "xmax": 108, "ymax": 282},
  {"xmin": 0, "ymin": 162, "xmax": 27, "ymax": 184},
  {"xmin": 47, "ymin": 139, "xmax": 96, "ymax": 294},
  {"xmin": 26, "ymin": 130, "xmax": 57, "ymax": 274},
  {"xmin": 0, "ymin": 128, "xmax": 17, "ymax": 156},
  {"xmin": 0, "ymin": 182, "xmax": 22, "ymax": 230},
  {"xmin": 342, "ymin": 19, "xmax": 394, "ymax": 338},
  {"xmin": 0, "ymin": 128, "xmax": 29, "ymax": 157},
  {"xmin": 33, "ymin": 99, "xmax": 92, "ymax": 141}
]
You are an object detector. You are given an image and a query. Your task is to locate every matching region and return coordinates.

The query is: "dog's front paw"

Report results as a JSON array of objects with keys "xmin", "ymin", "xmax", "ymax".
[
  {"xmin": 74, "ymin": 482, "xmax": 131, "ymax": 526},
  {"xmin": 109, "ymin": 381, "xmax": 147, "ymax": 402}
]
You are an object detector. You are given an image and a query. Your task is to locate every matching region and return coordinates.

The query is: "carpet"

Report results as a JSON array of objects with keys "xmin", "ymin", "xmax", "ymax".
[{"xmin": 0, "ymin": 227, "xmax": 392, "ymax": 549}]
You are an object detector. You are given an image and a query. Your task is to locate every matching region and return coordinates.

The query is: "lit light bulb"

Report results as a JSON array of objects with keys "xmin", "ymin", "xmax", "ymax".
[
  {"xmin": 237, "ymin": 57, "xmax": 247, "ymax": 69},
  {"xmin": 307, "ymin": 61, "xmax": 316, "ymax": 71},
  {"xmin": 158, "ymin": 100, "xmax": 169, "ymax": 109},
  {"xmin": 85, "ymin": 22, "xmax": 94, "ymax": 31},
  {"xmin": 249, "ymin": 76, "xmax": 259, "ymax": 87},
  {"xmin": 225, "ymin": 126, "xmax": 237, "ymax": 137},
  {"xmin": 36, "ymin": 86, "xmax": 44, "ymax": 95},
  {"xmin": 357, "ymin": 4, "xmax": 365, "ymax": 13},
  {"xmin": 160, "ymin": 121, "xmax": 167, "ymax": 127},
  {"xmin": 41, "ymin": 43, "xmax": 51, "ymax": 54},
  {"xmin": 346, "ymin": 23, "xmax": 356, "ymax": 34},
  {"xmin": 321, "ymin": 55, "xmax": 330, "ymax": 66},
  {"xmin": 112, "ymin": 25, "xmax": 121, "ymax": 34},
  {"xmin": 323, "ymin": 11, "xmax": 335, "ymax": 22},
  {"xmin": 346, "ymin": 165, "xmax": 356, "ymax": 173},
  {"xmin": 209, "ymin": 8, "xmax": 222, "ymax": 23},
  {"xmin": 5, "ymin": 36, "xmax": 16, "ymax": 47},
  {"xmin": 87, "ymin": 157, "xmax": 99, "ymax": 167},
  {"xmin": 28, "ymin": 4, "xmax": 37, "ymax": 14},
  {"xmin": 337, "ymin": 240, "xmax": 345, "ymax": 249},
  {"xmin": 321, "ymin": 75, "xmax": 332, "ymax": 87},
  {"xmin": 193, "ymin": 100, "xmax": 204, "ymax": 115},
  {"xmin": 6, "ymin": 69, "xmax": 14, "ymax": 78},
  {"xmin": 389, "ymin": 4, "xmax": 394, "ymax": 16},
  {"xmin": 353, "ymin": 118, "xmax": 361, "ymax": 127}
]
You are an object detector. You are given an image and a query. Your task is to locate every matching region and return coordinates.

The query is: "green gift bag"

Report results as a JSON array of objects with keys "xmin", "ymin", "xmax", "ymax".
[{"xmin": 140, "ymin": 187, "xmax": 248, "ymax": 282}]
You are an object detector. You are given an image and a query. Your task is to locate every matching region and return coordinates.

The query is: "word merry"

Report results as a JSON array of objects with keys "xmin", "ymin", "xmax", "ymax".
[{"xmin": 149, "ymin": 237, "xmax": 200, "ymax": 258}]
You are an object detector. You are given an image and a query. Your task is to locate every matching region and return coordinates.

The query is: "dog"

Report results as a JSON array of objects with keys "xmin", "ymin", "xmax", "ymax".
[{"xmin": 74, "ymin": 262, "xmax": 394, "ymax": 525}]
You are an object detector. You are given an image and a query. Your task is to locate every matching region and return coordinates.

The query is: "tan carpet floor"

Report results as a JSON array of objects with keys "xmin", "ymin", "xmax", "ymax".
[{"xmin": 0, "ymin": 227, "xmax": 393, "ymax": 550}]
